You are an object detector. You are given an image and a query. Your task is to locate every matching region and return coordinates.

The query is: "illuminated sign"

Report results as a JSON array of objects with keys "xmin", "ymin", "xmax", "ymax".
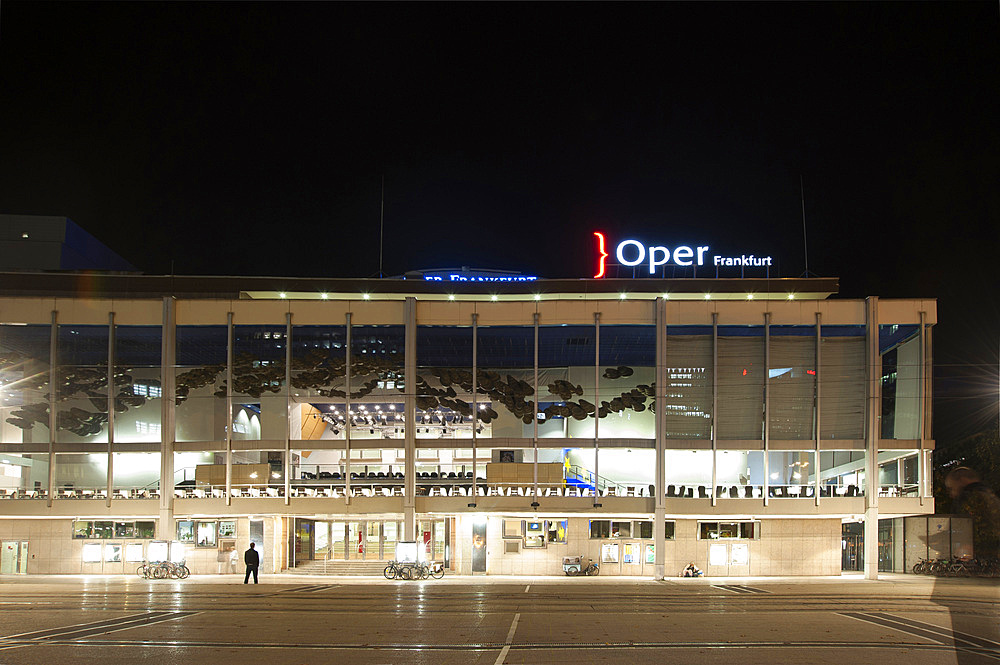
[
  {"xmin": 593, "ymin": 232, "xmax": 773, "ymax": 277},
  {"xmin": 424, "ymin": 274, "xmax": 537, "ymax": 282},
  {"xmin": 413, "ymin": 268, "xmax": 538, "ymax": 282}
]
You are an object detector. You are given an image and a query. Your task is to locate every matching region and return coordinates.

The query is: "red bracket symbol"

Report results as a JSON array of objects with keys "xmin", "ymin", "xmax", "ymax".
[{"xmin": 593, "ymin": 231, "xmax": 608, "ymax": 278}]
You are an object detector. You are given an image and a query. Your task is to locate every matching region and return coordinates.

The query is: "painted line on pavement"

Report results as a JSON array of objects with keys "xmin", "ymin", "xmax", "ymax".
[
  {"xmin": 494, "ymin": 612, "xmax": 521, "ymax": 665},
  {"xmin": 840, "ymin": 612, "xmax": 950, "ymax": 645},
  {"xmin": 0, "ymin": 612, "xmax": 174, "ymax": 641},
  {"xmin": 0, "ymin": 611, "xmax": 198, "ymax": 644},
  {"xmin": 866, "ymin": 612, "xmax": 1000, "ymax": 650}
]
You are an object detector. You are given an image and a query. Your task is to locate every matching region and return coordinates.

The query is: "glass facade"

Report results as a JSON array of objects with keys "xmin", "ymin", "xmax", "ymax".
[{"xmin": 0, "ymin": 290, "xmax": 935, "ymax": 579}]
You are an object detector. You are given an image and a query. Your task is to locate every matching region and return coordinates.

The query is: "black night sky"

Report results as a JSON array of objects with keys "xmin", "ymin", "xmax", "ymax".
[{"xmin": 1, "ymin": 3, "xmax": 998, "ymax": 445}]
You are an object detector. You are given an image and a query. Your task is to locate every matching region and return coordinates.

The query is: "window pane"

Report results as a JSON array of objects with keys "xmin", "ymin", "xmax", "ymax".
[
  {"xmin": 177, "ymin": 520, "xmax": 194, "ymax": 543},
  {"xmin": 768, "ymin": 333, "xmax": 816, "ymax": 440},
  {"xmin": 0, "ymin": 324, "xmax": 52, "ymax": 444},
  {"xmin": 175, "ymin": 326, "xmax": 227, "ymax": 442},
  {"xmin": 503, "ymin": 519, "xmax": 523, "ymax": 538},
  {"xmin": 636, "ymin": 521, "xmax": 653, "ymax": 539},
  {"xmin": 114, "ymin": 326, "xmax": 162, "ymax": 443},
  {"xmin": 597, "ymin": 326, "xmax": 655, "ymax": 440},
  {"xmin": 718, "ymin": 523, "xmax": 739, "ymax": 539},
  {"xmin": 197, "ymin": 521, "xmax": 217, "ymax": 547},
  {"xmin": 589, "ymin": 520, "xmax": 610, "ymax": 539},
  {"xmin": 57, "ymin": 325, "xmax": 110, "ymax": 443},
  {"xmin": 611, "ymin": 521, "xmax": 631, "ymax": 538},
  {"xmin": 717, "ymin": 329, "xmax": 764, "ymax": 440},
  {"xmin": 663, "ymin": 333, "xmax": 713, "ymax": 439},
  {"xmin": 546, "ymin": 519, "xmax": 567, "ymax": 544},
  {"xmin": 820, "ymin": 335, "xmax": 865, "ymax": 439},
  {"xmin": 665, "ymin": 521, "xmax": 675, "ymax": 540},
  {"xmin": 93, "ymin": 521, "xmax": 113, "ymax": 539}
]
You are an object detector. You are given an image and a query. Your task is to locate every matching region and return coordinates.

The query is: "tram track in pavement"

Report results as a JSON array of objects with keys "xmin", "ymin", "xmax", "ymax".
[{"xmin": 0, "ymin": 596, "xmax": 995, "ymax": 620}]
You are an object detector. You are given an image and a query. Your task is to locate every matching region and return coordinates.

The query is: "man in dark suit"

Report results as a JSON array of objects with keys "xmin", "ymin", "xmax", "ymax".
[{"xmin": 243, "ymin": 542, "xmax": 260, "ymax": 584}]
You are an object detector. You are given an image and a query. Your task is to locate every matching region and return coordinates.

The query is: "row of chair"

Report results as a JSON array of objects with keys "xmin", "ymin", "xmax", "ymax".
[
  {"xmin": 0, "ymin": 482, "xmax": 867, "ymax": 500},
  {"xmin": 299, "ymin": 471, "xmax": 478, "ymax": 481}
]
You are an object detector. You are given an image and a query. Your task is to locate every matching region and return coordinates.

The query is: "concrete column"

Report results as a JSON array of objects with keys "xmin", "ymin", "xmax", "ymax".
[
  {"xmin": 653, "ymin": 298, "xmax": 666, "ymax": 580},
  {"xmin": 106, "ymin": 311, "xmax": 115, "ymax": 508},
  {"xmin": 225, "ymin": 311, "xmax": 233, "ymax": 505},
  {"xmin": 922, "ymin": 323, "xmax": 934, "ymax": 500},
  {"xmin": 814, "ymin": 312, "xmax": 822, "ymax": 506},
  {"xmin": 403, "ymin": 297, "xmax": 417, "ymax": 540},
  {"xmin": 763, "ymin": 312, "xmax": 771, "ymax": 506},
  {"xmin": 159, "ymin": 297, "xmax": 176, "ymax": 538},
  {"xmin": 593, "ymin": 311, "xmax": 602, "ymax": 505},
  {"xmin": 344, "ymin": 312, "xmax": 352, "ymax": 505},
  {"xmin": 864, "ymin": 296, "xmax": 880, "ymax": 580},
  {"xmin": 469, "ymin": 312, "xmax": 478, "ymax": 506},
  {"xmin": 532, "ymin": 312, "xmax": 539, "ymax": 507},
  {"xmin": 46, "ymin": 310, "xmax": 57, "ymax": 508},
  {"xmin": 711, "ymin": 313, "xmax": 719, "ymax": 504},
  {"xmin": 284, "ymin": 311, "xmax": 292, "ymax": 506},
  {"xmin": 918, "ymin": 310, "xmax": 928, "ymax": 505}
]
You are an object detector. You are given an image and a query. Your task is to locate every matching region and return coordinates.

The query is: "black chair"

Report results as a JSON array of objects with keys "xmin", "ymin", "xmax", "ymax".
[
  {"xmin": 666, "ymin": 484, "xmax": 675, "ymax": 497},
  {"xmin": 332, "ymin": 472, "xmax": 341, "ymax": 481},
  {"xmin": 698, "ymin": 485, "xmax": 709, "ymax": 499},
  {"xmin": 319, "ymin": 471, "xmax": 333, "ymax": 480},
  {"xmin": 448, "ymin": 472, "xmax": 457, "ymax": 479},
  {"xmin": 743, "ymin": 485, "xmax": 754, "ymax": 498},
  {"xmin": 648, "ymin": 484, "xmax": 655, "ymax": 497},
  {"xmin": 729, "ymin": 486, "xmax": 739, "ymax": 498}
]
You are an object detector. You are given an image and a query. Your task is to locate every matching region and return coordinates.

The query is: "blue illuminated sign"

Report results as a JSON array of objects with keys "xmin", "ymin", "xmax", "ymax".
[{"xmin": 413, "ymin": 268, "xmax": 538, "ymax": 282}]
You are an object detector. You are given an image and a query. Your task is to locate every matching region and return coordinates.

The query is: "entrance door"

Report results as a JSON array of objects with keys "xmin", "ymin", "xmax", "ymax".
[
  {"xmin": 1, "ymin": 541, "xmax": 26, "ymax": 574},
  {"xmin": 348, "ymin": 522, "xmax": 364, "ymax": 559},
  {"xmin": 383, "ymin": 521, "xmax": 399, "ymax": 560},
  {"xmin": 331, "ymin": 522, "xmax": 346, "ymax": 560},
  {"xmin": 366, "ymin": 522, "xmax": 380, "ymax": 560},
  {"xmin": 842, "ymin": 534, "xmax": 863, "ymax": 571},
  {"xmin": 314, "ymin": 522, "xmax": 331, "ymax": 560},
  {"xmin": 1, "ymin": 542, "xmax": 17, "ymax": 574}
]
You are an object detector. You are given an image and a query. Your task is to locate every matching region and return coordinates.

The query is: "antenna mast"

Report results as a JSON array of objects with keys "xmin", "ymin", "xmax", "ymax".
[
  {"xmin": 378, "ymin": 175, "xmax": 385, "ymax": 278},
  {"xmin": 799, "ymin": 175, "xmax": 815, "ymax": 277}
]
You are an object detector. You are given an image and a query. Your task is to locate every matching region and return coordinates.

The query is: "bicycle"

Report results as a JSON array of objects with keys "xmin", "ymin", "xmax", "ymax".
[
  {"xmin": 384, "ymin": 560, "xmax": 400, "ymax": 579},
  {"xmin": 138, "ymin": 559, "xmax": 190, "ymax": 580}
]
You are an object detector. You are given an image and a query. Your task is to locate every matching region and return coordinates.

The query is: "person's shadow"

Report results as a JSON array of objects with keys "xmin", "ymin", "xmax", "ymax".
[
  {"xmin": 930, "ymin": 471, "xmax": 1000, "ymax": 664},
  {"xmin": 930, "ymin": 553, "xmax": 1000, "ymax": 663}
]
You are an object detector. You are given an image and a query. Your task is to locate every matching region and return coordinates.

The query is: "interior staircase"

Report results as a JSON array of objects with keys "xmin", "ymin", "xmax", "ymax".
[{"xmin": 287, "ymin": 559, "xmax": 388, "ymax": 575}]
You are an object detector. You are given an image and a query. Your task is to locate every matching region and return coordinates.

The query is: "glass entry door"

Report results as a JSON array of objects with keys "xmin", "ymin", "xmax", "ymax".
[
  {"xmin": 348, "ymin": 522, "xmax": 364, "ymax": 559},
  {"xmin": 314, "ymin": 522, "xmax": 331, "ymax": 559},
  {"xmin": 331, "ymin": 522, "xmax": 346, "ymax": 560}
]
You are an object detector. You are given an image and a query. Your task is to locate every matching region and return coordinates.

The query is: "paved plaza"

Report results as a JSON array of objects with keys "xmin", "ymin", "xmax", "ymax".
[{"xmin": 0, "ymin": 574, "xmax": 998, "ymax": 664}]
